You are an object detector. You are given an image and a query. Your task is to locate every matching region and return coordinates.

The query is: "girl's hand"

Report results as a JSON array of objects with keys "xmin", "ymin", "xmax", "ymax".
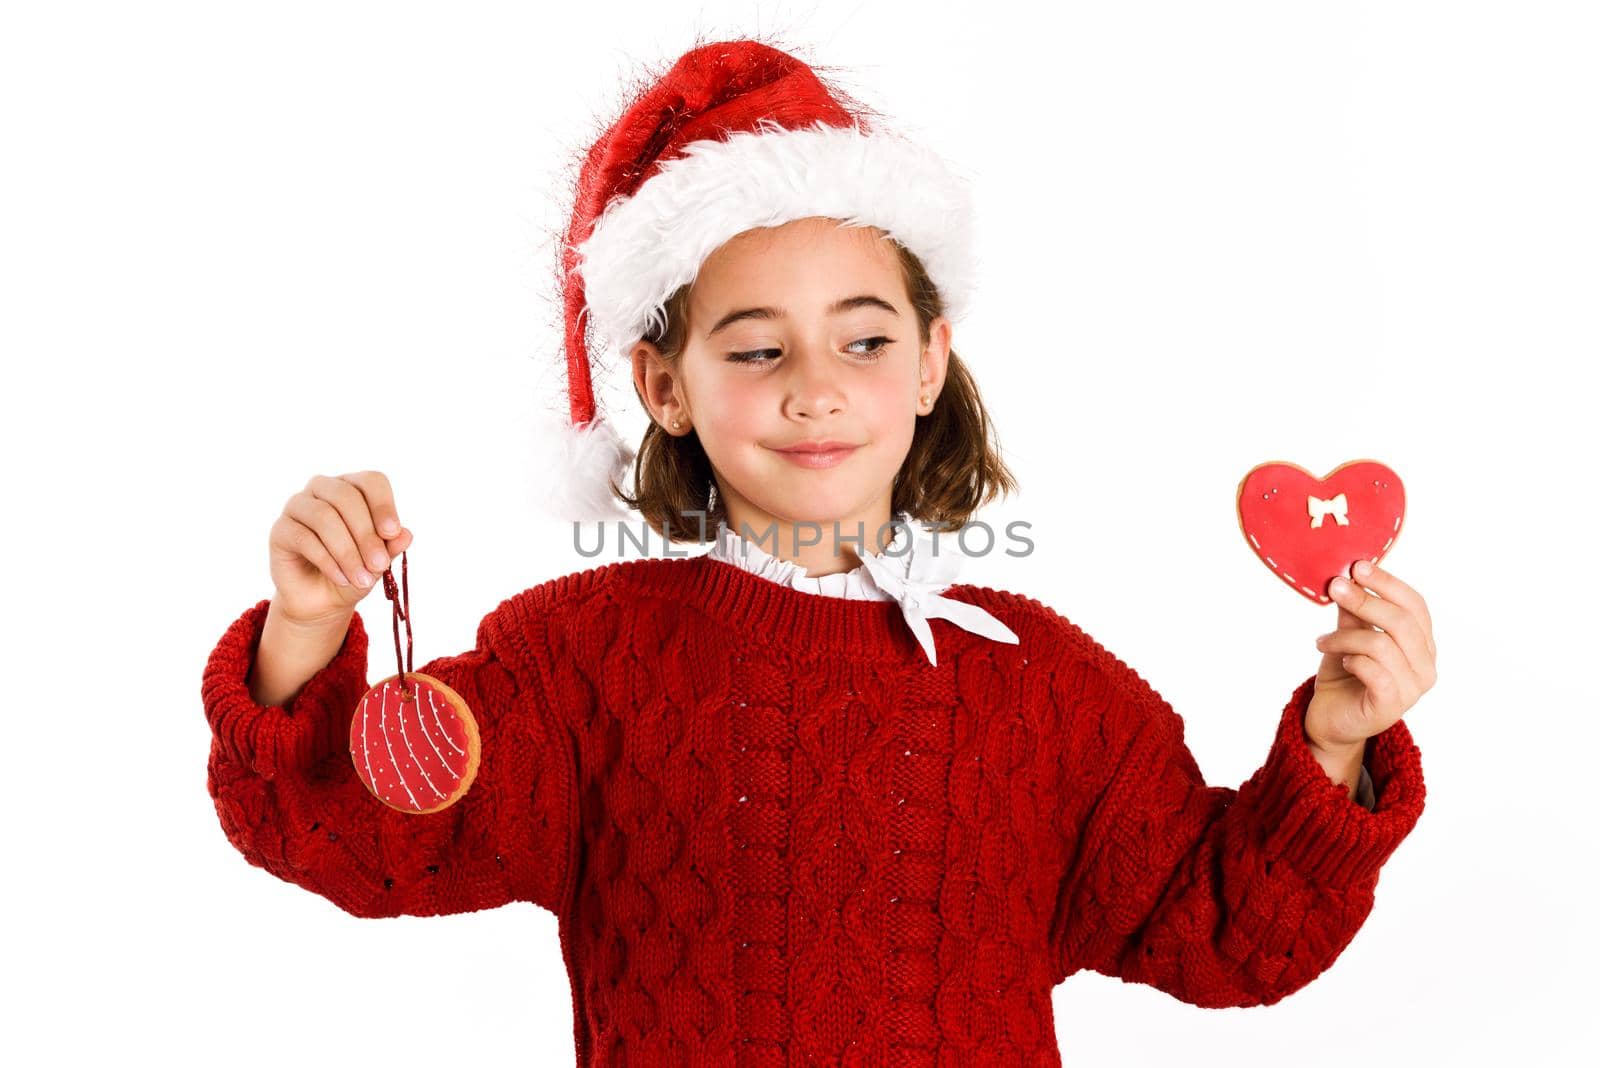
[
  {"xmin": 1305, "ymin": 560, "xmax": 1438, "ymax": 753},
  {"xmin": 267, "ymin": 471, "xmax": 414, "ymax": 629}
]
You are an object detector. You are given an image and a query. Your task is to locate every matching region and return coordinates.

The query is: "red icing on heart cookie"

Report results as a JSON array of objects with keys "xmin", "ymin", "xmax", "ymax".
[
  {"xmin": 349, "ymin": 672, "xmax": 481, "ymax": 814},
  {"xmin": 1236, "ymin": 459, "xmax": 1405, "ymax": 605}
]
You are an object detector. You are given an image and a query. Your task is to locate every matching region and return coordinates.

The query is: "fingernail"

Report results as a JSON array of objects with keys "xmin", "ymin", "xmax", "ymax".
[
  {"xmin": 369, "ymin": 553, "xmax": 389, "ymax": 572},
  {"xmin": 1354, "ymin": 560, "xmax": 1372, "ymax": 578},
  {"xmin": 381, "ymin": 520, "xmax": 399, "ymax": 536},
  {"xmin": 356, "ymin": 570, "xmax": 373, "ymax": 587},
  {"xmin": 1330, "ymin": 577, "xmax": 1350, "ymax": 595}
]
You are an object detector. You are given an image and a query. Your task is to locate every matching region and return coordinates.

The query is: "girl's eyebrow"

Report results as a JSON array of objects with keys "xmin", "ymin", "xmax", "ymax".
[{"xmin": 705, "ymin": 294, "xmax": 899, "ymax": 339}]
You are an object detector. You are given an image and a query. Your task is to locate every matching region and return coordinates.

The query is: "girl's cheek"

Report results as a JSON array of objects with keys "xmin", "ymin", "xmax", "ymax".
[
  {"xmin": 702, "ymin": 375, "xmax": 772, "ymax": 436},
  {"xmin": 861, "ymin": 376, "xmax": 913, "ymax": 420}
]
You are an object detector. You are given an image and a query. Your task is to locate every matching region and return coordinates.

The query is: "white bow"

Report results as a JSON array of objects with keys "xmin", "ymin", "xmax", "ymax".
[
  {"xmin": 855, "ymin": 525, "xmax": 1019, "ymax": 667},
  {"xmin": 1307, "ymin": 492, "xmax": 1349, "ymax": 528}
]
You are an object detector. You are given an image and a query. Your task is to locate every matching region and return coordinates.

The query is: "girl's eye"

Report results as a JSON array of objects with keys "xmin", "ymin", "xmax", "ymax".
[
  {"xmin": 726, "ymin": 348, "xmax": 781, "ymax": 364},
  {"xmin": 726, "ymin": 337, "xmax": 893, "ymax": 364},
  {"xmin": 848, "ymin": 336, "xmax": 893, "ymax": 357}
]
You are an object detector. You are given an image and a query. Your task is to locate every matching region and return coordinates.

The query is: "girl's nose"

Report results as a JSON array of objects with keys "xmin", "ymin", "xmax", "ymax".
[{"xmin": 783, "ymin": 344, "xmax": 848, "ymax": 419}]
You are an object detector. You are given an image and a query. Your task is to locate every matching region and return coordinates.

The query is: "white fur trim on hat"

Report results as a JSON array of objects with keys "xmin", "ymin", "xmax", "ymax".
[
  {"xmin": 573, "ymin": 117, "xmax": 978, "ymax": 363},
  {"xmin": 549, "ymin": 414, "xmax": 637, "ymax": 523}
]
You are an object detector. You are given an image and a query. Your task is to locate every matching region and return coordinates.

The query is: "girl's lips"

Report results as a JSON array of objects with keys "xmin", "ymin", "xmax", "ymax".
[{"xmin": 772, "ymin": 445, "xmax": 859, "ymax": 469}]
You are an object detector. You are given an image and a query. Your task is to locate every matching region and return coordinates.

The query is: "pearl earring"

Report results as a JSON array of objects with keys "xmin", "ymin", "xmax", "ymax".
[{"xmin": 669, "ymin": 418, "xmax": 681, "ymax": 430}]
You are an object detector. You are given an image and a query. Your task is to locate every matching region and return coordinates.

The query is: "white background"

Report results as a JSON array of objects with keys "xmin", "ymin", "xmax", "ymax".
[{"xmin": 5, "ymin": 1, "xmax": 1595, "ymax": 1064}]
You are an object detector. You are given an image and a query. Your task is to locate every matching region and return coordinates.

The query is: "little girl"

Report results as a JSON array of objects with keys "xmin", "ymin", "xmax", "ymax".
[{"xmin": 202, "ymin": 37, "xmax": 1435, "ymax": 1066}]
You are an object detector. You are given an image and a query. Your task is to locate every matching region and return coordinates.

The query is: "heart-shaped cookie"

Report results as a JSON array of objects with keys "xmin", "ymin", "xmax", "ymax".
[{"xmin": 1237, "ymin": 460, "xmax": 1405, "ymax": 605}]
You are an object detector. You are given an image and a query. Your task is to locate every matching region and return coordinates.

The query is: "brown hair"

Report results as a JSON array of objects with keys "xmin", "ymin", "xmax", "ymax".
[{"xmin": 614, "ymin": 229, "xmax": 1019, "ymax": 541}]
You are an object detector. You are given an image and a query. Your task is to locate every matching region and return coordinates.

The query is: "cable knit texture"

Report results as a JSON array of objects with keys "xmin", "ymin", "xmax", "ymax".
[{"xmin": 202, "ymin": 554, "xmax": 1425, "ymax": 1066}]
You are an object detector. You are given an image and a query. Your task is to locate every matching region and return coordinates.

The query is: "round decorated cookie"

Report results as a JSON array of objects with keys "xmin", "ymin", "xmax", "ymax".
[
  {"xmin": 349, "ymin": 672, "xmax": 481, "ymax": 814},
  {"xmin": 1237, "ymin": 459, "xmax": 1405, "ymax": 605}
]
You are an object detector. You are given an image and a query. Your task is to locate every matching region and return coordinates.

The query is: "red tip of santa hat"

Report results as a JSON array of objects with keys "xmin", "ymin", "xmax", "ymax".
[{"xmin": 544, "ymin": 38, "xmax": 978, "ymax": 523}]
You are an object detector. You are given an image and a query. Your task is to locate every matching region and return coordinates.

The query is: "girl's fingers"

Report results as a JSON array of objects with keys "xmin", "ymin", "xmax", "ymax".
[
  {"xmin": 1352, "ymin": 560, "xmax": 1435, "ymax": 657},
  {"xmin": 285, "ymin": 519, "xmax": 351, "ymax": 587},
  {"xmin": 308, "ymin": 474, "xmax": 391, "ymax": 578},
  {"xmin": 1330, "ymin": 574, "xmax": 1433, "ymax": 686},
  {"xmin": 1339, "ymin": 652, "xmax": 1402, "ymax": 718},
  {"xmin": 384, "ymin": 527, "xmax": 413, "ymax": 558},
  {"xmin": 1316, "ymin": 628, "xmax": 1419, "ymax": 710},
  {"xmin": 287, "ymin": 492, "xmax": 374, "ymax": 588},
  {"xmin": 1329, "ymin": 574, "xmax": 1406, "ymax": 633},
  {"xmin": 379, "ymin": 528, "xmax": 408, "ymax": 558},
  {"xmin": 344, "ymin": 470, "xmax": 404, "ymax": 541}
]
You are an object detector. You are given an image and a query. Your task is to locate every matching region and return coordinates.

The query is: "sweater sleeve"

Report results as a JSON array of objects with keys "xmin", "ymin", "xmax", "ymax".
[
  {"xmin": 1048, "ymin": 639, "xmax": 1425, "ymax": 1007},
  {"xmin": 202, "ymin": 595, "xmax": 578, "ymax": 919}
]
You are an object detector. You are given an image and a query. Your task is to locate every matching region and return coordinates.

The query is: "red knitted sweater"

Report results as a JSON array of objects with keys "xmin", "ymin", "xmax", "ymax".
[{"xmin": 202, "ymin": 554, "xmax": 1425, "ymax": 1066}]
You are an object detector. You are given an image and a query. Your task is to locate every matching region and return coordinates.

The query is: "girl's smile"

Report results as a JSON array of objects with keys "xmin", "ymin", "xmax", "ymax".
[{"xmin": 770, "ymin": 439, "xmax": 862, "ymax": 468}]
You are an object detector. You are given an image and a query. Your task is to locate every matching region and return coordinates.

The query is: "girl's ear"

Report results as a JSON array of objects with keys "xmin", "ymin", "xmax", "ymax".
[
  {"xmin": 633, "ymin": 339, "xmax": 689, "ymax": 431},
  {"xmin": 919, "ymin": 317, "xmax": 953, "ymax": 402}
]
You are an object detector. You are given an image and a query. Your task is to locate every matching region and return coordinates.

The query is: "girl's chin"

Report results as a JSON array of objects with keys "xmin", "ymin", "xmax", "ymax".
[{"xmin": 752, "ymin": 498, "xmax": 876, "ymax": 530}]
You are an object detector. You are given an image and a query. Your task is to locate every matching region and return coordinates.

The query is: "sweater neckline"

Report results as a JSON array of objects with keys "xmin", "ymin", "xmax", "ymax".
[
  {"xmin": 703, "ymin": 510, "xmax": 917, "ymax": 599},
  {"xmin": 624, "ymin": 552, "xmax": 936, "ymax": 663}
]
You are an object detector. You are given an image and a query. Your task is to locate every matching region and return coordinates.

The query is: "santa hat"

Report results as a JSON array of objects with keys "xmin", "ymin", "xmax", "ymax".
[{"xmin": 545, "ymin": 38, "xmax": 979, "ymax": 522}]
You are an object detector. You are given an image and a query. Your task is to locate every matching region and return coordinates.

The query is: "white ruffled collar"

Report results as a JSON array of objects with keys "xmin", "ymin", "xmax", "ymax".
[{"xmin": 704, "ymin": 511, "xmax": 1018, "ymax": 666}]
